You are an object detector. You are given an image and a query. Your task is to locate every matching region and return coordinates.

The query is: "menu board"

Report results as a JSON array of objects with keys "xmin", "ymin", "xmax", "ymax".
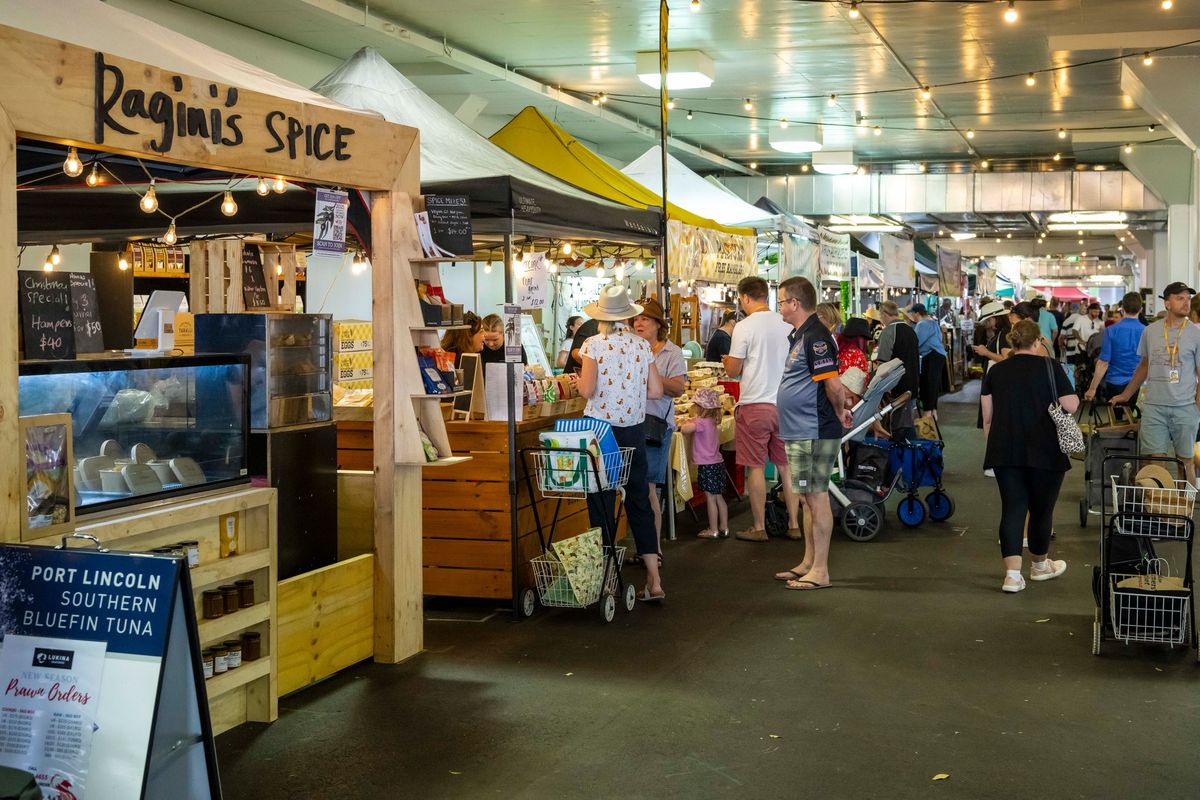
[
  {"xmin": 241, "ymin": 244, "xmax": 271, "ymax": 309},
  {"xmin": 18, "ymin": 272, "xmax": 75, "ymax": 360},
  {"xmin": 69, "ymin": 273, "xmax": 104, "ymax": 354},
  {"xmin": 424, "ymin": 195, "xmax": 472, "ymax": 257}
]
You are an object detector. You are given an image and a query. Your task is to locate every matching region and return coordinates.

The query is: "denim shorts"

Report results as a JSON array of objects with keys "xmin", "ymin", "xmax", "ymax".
[
  {"xmin": 1139, "ymin": 403, "xmax": 1200, "ymax": 457},
  {"xmin": 645, "ymin": 427, "xmax": 673, "ymax": 484}
]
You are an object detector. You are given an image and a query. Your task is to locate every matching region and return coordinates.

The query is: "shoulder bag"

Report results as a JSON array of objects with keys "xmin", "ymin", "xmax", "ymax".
[{"xmin": 1045, "ymin": 357, "xmax": 1085, "ymax": 454}]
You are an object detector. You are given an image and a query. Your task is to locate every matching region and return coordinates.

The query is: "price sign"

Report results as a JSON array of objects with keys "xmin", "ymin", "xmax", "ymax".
[
  {"xmin": 69, "ymin": 273, "xmax": 104, "ymax": 354},
  {"xmin": 19, "ymin": 272, "xmax": 75, "ymax": 360}
]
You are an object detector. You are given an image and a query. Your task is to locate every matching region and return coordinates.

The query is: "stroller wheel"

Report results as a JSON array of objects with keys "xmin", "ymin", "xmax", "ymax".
[
  {"xmin": 841, "ymin": 502, "xmax": 883, "ymax": 542},
  {"xmin": 925, "ymin": 490, "xmax": 954, "ymax": 522},
  {"xmin": 897, "ymin": 496, "xmax": 927, "ymax": 528},
  {"xmin": 1079, "ymin": 497, "xmax": 1089, "ymax": 528}
]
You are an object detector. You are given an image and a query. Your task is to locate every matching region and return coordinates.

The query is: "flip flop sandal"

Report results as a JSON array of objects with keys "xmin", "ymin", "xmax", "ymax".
[
  {"xmin": 774, "ymin": 569, "xmax": 808, "ymax": 582},
  {"xmin": 636, "ymin": 589, "xmax": 666, "ymax": 602},
  {"xmin": 784, "ymin": 579, "xmax": 832, "ymax": 591}
]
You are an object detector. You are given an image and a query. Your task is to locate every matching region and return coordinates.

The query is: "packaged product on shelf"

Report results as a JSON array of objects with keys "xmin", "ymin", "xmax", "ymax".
[
  {"xmin": 332, "ymin": 319, "xmax": 372, "ymax": 353},
  {"xmin": 333, "ymin": 350, "xmax": 373, "ymax": 383}
]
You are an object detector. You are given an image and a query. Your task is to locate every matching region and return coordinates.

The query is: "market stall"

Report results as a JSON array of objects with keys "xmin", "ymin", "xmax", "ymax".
[{"xmin": 0, "ymin": 0, "xmax": 429, "ymax": 761}]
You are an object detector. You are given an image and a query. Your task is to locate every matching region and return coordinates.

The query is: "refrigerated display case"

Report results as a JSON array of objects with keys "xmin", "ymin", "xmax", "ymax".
[{"xmin": 18, "ymin": 354, "xmax": 250, "ymax": 515}]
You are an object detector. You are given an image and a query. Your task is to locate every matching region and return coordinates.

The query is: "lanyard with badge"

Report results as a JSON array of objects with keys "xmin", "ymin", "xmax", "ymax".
[{"xmin": 1164, "ymin": 319, "xmax": 1186, "ymax": 383}]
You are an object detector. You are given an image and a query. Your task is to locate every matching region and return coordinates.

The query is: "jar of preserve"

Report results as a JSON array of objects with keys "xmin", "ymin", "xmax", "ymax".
[
  {"xmin": 222, "ymin": 639, "xmax": 243, "ymax": 669},
  {"xmin": 202, "ymin": 649, "xmax": 214, "ymax": 680},
  {"xmin": 202, "ymin": 590, "xmax": 224, "ymax": 619},
  {"xmin": 240, "ymin": 631, "xmax": 261, "ymax": 662},
  {"xmin": 219, "ymin": 584, "xmax": 240, "ymax": 615},
  {"xmin": 212, "ymin": 646, "xmax": 229, "ymax": 674},
  {"xmin": 234, "ymin": 579, "xmax": 255, "ymax": 608},
  {"xmin": 179, "ymin": 541, "xmax": 200, "ymax": 568}
]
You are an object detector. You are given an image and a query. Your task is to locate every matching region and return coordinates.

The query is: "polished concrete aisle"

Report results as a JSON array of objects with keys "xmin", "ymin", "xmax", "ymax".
[{"xmin": 217, "ymin": 400, "xmax": 1200, "ymax": 799}]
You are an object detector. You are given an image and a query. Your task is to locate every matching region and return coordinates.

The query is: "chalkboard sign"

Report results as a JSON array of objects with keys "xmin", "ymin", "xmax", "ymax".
[
  {"xmin": 241, "ymin": 244, "xmax": 271, "ymax": 309},
  {"xmin": 18, "ymin": 272, "xmax": 75, "ymax": 360},
  {"xmin": 69, "ymin": 272, "xmax": 104, "ymax": 353},
  {"xmin": 424, "ymin": 194, "xmax": 473, "ymax": 257}
]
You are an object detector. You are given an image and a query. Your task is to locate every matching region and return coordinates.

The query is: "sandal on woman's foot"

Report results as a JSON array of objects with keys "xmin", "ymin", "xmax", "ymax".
[
  {"xmin": 784, "ymin": 579, "xmax": 832, "ymax": 591},
  {"xmin": 720, "ymin": 529, "xmax": 730, "ymax": 538},
  {"xmin": 697, "ymin": 530, "xmax": 722, "ymax": 539},
  {"xmin": 636, "ymin": 589, "xmax": 666, "ymax": 602},
  {"xmin": 774, "ymin": 569, "xmax": 809, "ymax": 582}
]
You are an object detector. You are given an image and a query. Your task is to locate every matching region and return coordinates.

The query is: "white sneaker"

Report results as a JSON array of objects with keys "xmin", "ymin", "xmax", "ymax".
[
  {"xmin": 984, "ymin": 468, "xmax": 995, "ymax": 478},
  {"xmin": 1030, "ymin": 559, "xmax": 1068, "ymax": 582},
  {"xmin": 1002, "ymin": 575, "xmax": 1026, "ymax": 593}
]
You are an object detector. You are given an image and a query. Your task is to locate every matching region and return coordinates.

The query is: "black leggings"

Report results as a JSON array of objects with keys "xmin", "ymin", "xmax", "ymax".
[
  {"xmin": 586, "ymin": 422, "xmax": 657, "ymax": 556},
  {"xmin": 993, "ymin": 467, "xmax": 1065, "ymax": 558}
]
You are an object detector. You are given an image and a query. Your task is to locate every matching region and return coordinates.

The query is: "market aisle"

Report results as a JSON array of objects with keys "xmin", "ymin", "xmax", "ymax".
[{"xmin": 217, "ymin": 400, "xmax": 1200, "ymax": 800}]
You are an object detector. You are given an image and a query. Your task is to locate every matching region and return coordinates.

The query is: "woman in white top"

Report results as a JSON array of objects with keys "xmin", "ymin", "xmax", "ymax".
[
  {"xmin": 578, "ymin": 286, "xmax": 665, "ymax": 601},
  {"xmin": 556, "ymin": 315, "xmax": 582, "ymax": 370}
]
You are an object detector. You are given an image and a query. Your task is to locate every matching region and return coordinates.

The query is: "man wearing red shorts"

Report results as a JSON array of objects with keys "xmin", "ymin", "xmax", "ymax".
[{"xmin": 723, "ymin": 276, "xmax": 800, "ymax": 541}]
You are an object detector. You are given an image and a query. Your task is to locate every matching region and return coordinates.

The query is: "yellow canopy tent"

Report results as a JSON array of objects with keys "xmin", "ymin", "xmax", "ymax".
[{"xmin": 490, "ymin": 107, "xmax": 753, "ymax": 237}]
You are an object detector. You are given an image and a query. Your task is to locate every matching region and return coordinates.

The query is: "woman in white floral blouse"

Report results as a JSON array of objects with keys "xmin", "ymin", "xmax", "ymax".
[{"xmin": 578, "ymin": 285, "xmax": 666, "ymax": 601}]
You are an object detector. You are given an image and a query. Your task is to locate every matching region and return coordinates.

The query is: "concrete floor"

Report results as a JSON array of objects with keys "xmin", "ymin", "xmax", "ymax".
[{"xmin": 216, "ymin": 399, "xmax": 1200, "ymax": 799}]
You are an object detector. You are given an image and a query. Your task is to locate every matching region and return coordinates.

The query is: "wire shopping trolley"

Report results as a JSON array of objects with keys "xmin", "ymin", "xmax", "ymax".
[
  {"xmin": 519, "ymin": 445, "xmax": 636, "ymax": 622},
  {"xmin": 1092, "ymin": 454, "xmax": 1197, "ymax": 660}
]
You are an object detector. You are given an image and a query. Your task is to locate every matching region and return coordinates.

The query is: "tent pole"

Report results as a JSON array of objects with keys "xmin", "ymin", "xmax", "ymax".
[{"xmin": 658, "ymin": 0, "xmax": 676, "ymax": 545}]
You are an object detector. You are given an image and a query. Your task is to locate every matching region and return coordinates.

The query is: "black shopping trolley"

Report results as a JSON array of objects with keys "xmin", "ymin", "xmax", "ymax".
[
  {"xmin": 1092, "ymin": 455, "xmax": 1197, "ymax": 660},
  {"xmin": 1077, "ymin": 402, "xmax": 1138, "ymax": 528},
  {"xmin": 519, "ymin": 445, "xmax": 636, "ymax": 622}
]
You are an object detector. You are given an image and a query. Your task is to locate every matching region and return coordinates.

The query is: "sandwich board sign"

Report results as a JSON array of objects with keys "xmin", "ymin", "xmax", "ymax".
[{"xmin": 0, "ymin": 538, "xmax": 220, "ymax": 799}]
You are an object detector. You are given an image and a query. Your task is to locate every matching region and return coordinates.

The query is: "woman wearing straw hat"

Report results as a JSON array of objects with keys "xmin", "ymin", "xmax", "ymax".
[
  {"xmin": 578, "ymin": 285, "xmax": 667, "ymax": 601},
  {"xmin": 632, "ymin": 297, "xmax": 688, "ymax": 553}
]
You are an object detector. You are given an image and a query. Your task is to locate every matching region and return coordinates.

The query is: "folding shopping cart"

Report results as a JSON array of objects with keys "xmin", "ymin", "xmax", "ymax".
[
  {"xmin": 520, "ymin": 445, "xmax": 636, "ymax": 622},
  {"xmin": 1092, "ymin": 454, "xmax": 1197, "ymax": 660},
  {"xmin": 1077, "ymin": 402, "xmax": 1138, "ymax": 528}
]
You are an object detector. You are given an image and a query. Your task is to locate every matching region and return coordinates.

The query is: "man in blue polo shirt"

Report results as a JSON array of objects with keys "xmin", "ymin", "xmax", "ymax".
[
  {"xmin": 773, "ymin": 276, "xmax": 852, "ymax": 592},
  {"xmin": 1084, "ymin": 292, "xmax": 1145, "ymax": 414}
]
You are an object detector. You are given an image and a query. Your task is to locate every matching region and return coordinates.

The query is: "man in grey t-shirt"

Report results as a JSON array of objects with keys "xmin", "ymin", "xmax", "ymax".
[{"xmin": 1113, "ymin": 281, "xmax": 1200, "ymax": 484}]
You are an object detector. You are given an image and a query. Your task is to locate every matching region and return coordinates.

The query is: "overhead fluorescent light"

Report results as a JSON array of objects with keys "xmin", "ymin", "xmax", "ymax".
[
  {"xmin": 1046, "ymin": 223, "xmax": 1129, "ymax": 231},
  {"xmin": 769, "ymin": 123, "xmax": 823, "ymax": 154},
  {"xmin": 1046, "ymin": 211, "xmax": 1127, "ymax": 224},
  {"xmin": 827, "ymin": 224, "xmax": 905, "ymax": 233},
  {"xmin": 635, "ymin": 50, "xmax": 715, "ymax": 90},
  {"xmin": 828, "ymin": 215, "xmax": 903, "ymax": 233},
  {"xmin": 950, "ymin": 232, "xmax": 977, "ymax": 241},
  {"xmin": 812, "ymin": 150, "xmax": 856, "ymax": 175}
]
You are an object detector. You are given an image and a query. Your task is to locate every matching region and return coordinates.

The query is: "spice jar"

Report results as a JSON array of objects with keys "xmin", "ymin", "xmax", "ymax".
[
  {"xmin": 202, "ymin": 649, "xmax": 214, "ymax": 680},
  {"xmin": 222, "ymin": 639, "xmax": 243, "ymax": 669},
  {"xmin": 235, "ymin": 579, "xmax": 255, "ymax": 608},
  {"xmin": 212, "ymin": 645, "xmax": 229, "ymax": 675},
  {"xmin": 202, "ymin": 590, "xmax": 224, "ymax": 619},
  {"xmin": 240, "ymin": 631, "xmax": 261, "ymax": 662},
  {"xmin": 219, "ymin": 584, "xmax": 240, "ymax": 615},
  {"xmin": 179, "ymin": 540, "xmax": 200, "ymax": 568}
]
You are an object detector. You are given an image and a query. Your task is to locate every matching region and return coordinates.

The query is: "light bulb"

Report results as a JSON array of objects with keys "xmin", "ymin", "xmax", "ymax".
[
  {"xmin": 548, "ymin": 262, "xmax": 558, "ymax": 274},
  {"xmin": 1149, "ymin": 123, "xmax": 1157, "ymax": 132},
  {"xmin": 690, "ymin": 0, "xmax": 700, "ymax": 10},
  {"xmin": 920, "ymin": 86, "xmax": 932, "ymax": 101},
  {"xmin": 749, "ymin": 161, "xmax": 758, "ymax": 170},
  {"xmin": 667, "ymin": 98, "xmax": 675, "ymax": 110},
  {"xmin": 483, "ymin": 263, "xmax": 493, "ymax": 274},
  {"xmin": 873, "ymin": 125, "xmax": 882, "ymax": 136},
  {"xmin": 49, "ymin": 244, "xmax": 61, "ymax": 266},
  {"xmin": 118, "ymin": 256, "xmax": 129, "ymax": 271},
  {"xmin": 938, "ymin": 229, "xmax": 945, "ymax": 236},
  {"xmin": 86, "ymin": 163, "xmax": 100, "ymax": 187},
  {"xmin": 63, "ymin": 147, "xmax": 83, "ymax": 177},
  {"xmin": 918, "ymin": 163, "xmax": 927, "ymax": 172},
  {"xmin": 599, "ymin": 93, "xmax": 608, "ymax": 104},
  {"xmin": 596, "ymin": 266, "xmax": 606, "ymax": 278},
  {"xmin": 635, "ymin": 259, "xmax": 645, "ymax": 270},
  {"xmin": 1081, "ymin": 251, "xmax": 1087, "ymax": 257},
  {"xmin": 1058, "ymin": 128, "xmax": 1067, "ymax": 139},
  {"xmin": 686, "ymin": 110, "xmax": 694, "ymax": 120},
  {"xmin": 1053, "ymin": 152, "xmax": 1061, "ymax": 161},
  {"xmin": 1124, "ymin": 143, "xmax": 1133, "ymax": 154},
  {"xmin": 272, "ymin": 176, "xmax": 287, "ymax": 193},
  {"xmin": 562, "ymin": 241, "xmax": 573, "ymax": 255},
  {"xmin": 162, "ymin": 221, "xmax": 177, "ymax": 245},
  {"xmin": 780, "ymin": 118, "xmax": 789, "ymax": 128},
  {"xmin": 1003, "ymin": 1, "xmax": 1018, "ymax": 23},
  {"xmin": 966, "ymin": 128, "xmax": 975, "ymax": 139},
  {"xmin": 1025, "ymin": 73, "xmax": 1036, "ymax": 87},
  {"xmin": 1163, "ymin": 0, "xmax": 1173, "ymax": 8},
  {"xmin": 615, "ymin": 266, "xmax": 626, "ymax": 281},
  {"xmin": 220, "ymin": 191, "xmax": 238, "ymax": 217},
  {"xmin": 1118, "ymin": 244, "xmax": 1124, "ymax": 250},
  {"xmin": 514, "ymin": 251, "xmax": 524, "ymax": 265},
  {"xmin": 1142, "ymin": 52, "xmax": 1154, "ymax": 66},
  {"xmin": 140, "ymin": 180, "xmax": 158, "ymax": 213},
  {"xmin": 801, "ymin": 164, "xmax": 810, "ymax": 172},
  {"xmin": 1078, "ymin": 239, "xmax": 1084, "ymax": 245},
  {"xmin": 980, "ymin": 160, "xmax": 990, "ymax": 169},
  {"xmin": 275, "ymin": 263, "xmax": 284, "ymax": 276},
  {"xmin": 828, "ymin": 94, "xmax": 838, "ymax": 107},
  {"xmin": 995, "ymin": 238, "xmax": 1001, "ymax": 243},
  {"xmin": 592, "ymin": 95, "xmax": 601, "ymax": 106},
  {"xmin": 848, "ymin": 1, "xmax": 860, "ymax": 19},
  {"xmin": 43, "ymin": 258, "xmax": 53, "ymax": 272},
  {"xmin": 256, "ymin": 177, "xmax": 270, "ymax": 196},
  {"xmin": 743, "ymin": 98, "xmax": 753, "ymax": 111},
  {"xmin": 1006, "ymin": 232, "xmax": 1012, "ymax": 239}
]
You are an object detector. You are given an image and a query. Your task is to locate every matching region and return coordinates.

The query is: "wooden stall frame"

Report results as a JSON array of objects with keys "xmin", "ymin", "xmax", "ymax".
[{"xmin": 0, "ymin": 24, "xmax": 427, "ymax": 664}]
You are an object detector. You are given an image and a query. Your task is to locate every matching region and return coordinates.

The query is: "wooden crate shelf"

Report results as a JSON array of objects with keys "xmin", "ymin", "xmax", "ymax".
[
  {"xmin": 199, "ymin": 602, "xmax": 270, "ymax": 644},
  {"xmin": 192, "ymin": 549, "xmax": 271, "ymax": 589},
  {"xmin": 205, "ymin": 657, "xmax": 271, "ymax": 700}
]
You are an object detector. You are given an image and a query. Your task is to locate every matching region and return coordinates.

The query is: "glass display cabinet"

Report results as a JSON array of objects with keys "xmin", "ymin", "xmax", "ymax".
[{"xmin": 18, "ymin": 354, "xmax": 251, "ymax": 515}]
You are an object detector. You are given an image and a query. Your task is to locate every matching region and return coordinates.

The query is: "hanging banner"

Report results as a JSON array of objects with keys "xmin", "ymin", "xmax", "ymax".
[
  {"xmin": 919, "ymin": 270, "xmax": 940, "ymax": 294},
  {"xmin": 503, "ymin": 304, "xmax": 523, "ymax": 363},
  {"xmin": 977, "ymin": 266, "xmax": 997, "ymax": 295},
  {"xmin": 516, "ymin": 252, "xmax": 548, "ymax": 309},
  {"xmin": 936, "ymin": 245, "xmax": 963, "ymax": 296},
  {"xmin": 666, "ymin": 220, "xmax": 755, "ymax": 283},
  {"xmin": 856, "ymin": 255, "xmax": 885, "ymax": 289},
  {"xmin": 312, "ymin": 188, "xmax": 350, "ymax": 254},
  {"xmin": 880, "ymin": 235, "xmax": 915, "ymax": 289},
  {"xmin": 818, "ymin": 226, "xmax": 851, "ymax": 281},
  {"xmin": 779, "ymin": 233, "xmax": 819, "ymax": 283}
]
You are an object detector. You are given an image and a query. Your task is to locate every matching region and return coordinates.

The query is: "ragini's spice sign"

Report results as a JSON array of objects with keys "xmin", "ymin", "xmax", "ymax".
[{"xmin": 93, "ymin": 52, "xmax": 355, "ymax": 161}]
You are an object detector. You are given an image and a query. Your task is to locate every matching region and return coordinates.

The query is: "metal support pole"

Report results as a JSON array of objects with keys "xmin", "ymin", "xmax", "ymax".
[
  {"xmin": 504, "ymin": 229, "xmax": 521, "ymax": 616},
  {"xmin": 658, "ymin": 1, "xmax": 676, "ymax": 543}
]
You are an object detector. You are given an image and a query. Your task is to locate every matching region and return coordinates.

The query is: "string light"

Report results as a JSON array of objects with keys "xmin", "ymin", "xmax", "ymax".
[
  {"xmin": 562, "ymin": 241, "xmax": 573, "ymax": 255},
  {"xmin": 690, "ymin": 0, "xmax": 700, "ymax": 10},
  {"xmin": 966, "ymin": 128, "xmax": 976, "ymax": 139},
  {"xmin": 1124, "ymin": 143, "xmax": 1134, "ymax": 154},
  {"xmin": 749, "ymin": 161, "xmax": 758, "ymax": 169},
  {"xmin": 139, "ymin": 179, "xmax": 158, "ymax": 213},
  {"xmin": 596, "ymin": 266, "xmax": 606, "ymax": 278},
  {"xmin": 351, "ymin": 251, "xmax": 368, "ymax": 275},
  {"xmin": 49, "ymin": 245, "xmax": 61, "ymax": 266},
  {"xmin": 827, "ymin": 94, "xmax": 837, "ymax": 107},
  {"xmin": 162, "ymin": 220, "xmax": 177, "ymax": 245},
  {"xmin": 86, "ymin": 162, "xmax": 101, "ymax": 187},
  {"xmin": 918, "ymin": 163, "xmax": 927, "ymax": 172},
  {"xmin": 743, "ymin": 98, "xmax": 754, "ymax": 111},
  {"xmin": 272, "ymin": 176, "xmax": 287, "ymax": 193},
  {"xmin": 801, "ymin": 164, "xmax": 810, "ymax": 172},
  {"xmin": 980, "ymin": 160, "xmax": 990, "ymax": 169},
  {"xmin": 848, "ymin": 1, "xmax": 860, "ymax": 18},
  {"xmin": 1162, "ymin": 0, "xmax": 1173, "ymax": 9},
  {"xmin": 548, "ymin": 261, "xmax": 559, "ymax": 274},
  {"xmin": 483, "ymin": 263, "xmax": 493, "ymax": 274},
  {"xmin": 1053, "ymin": 152, "xmax": 1062, "ymax": 161},
  {"xmin": 1143, "ymin": 52, "xmax": 1155, "ymax": 66},
  {"xmin": 220, "ymin": 191, "xmax": 238, "ymax": 217},
  {"xmin": 873, "ymin": 125, "xmax": 882, "ymax": 136},
  {"xmin": 780, "ymin": 118, "xmax": 789, "ymax": 128},
  {"xmin": 615, "ymin": 265, "xmax": 627, "ymax": 281},
  {"xmin": 42, "ymin": 257, "xmax": 53, "ymax": 272},
  {"xmin": 686, "ymin": 110, "xmax": 694, "ymax": 120},
  {"xmin": 256, "ymin": 177, "xmax": 270, "ymax": 196},
  {"xmin": 592, "ymin": 95, "xmax": 601, "ymax": 106},
  {"xmin": 1149, "ymin": 123, "xmax": 1157, "ymax": 132},
  {"xmin": 1003, "ymin": 1, "xmax": 1018, "ymax": 23},
  {"xmin": 599, "ymin": 93, "xmax": 608, "ymax": 104},
  {"xmin": 1057, "ymin": 128, "xmax": 1068, "ymax": 139},
  {"xmin": 1025, "ymin": 73, "xmax": 1036, "ymax": 87},
  {"xmin": 919, "ymin": 86, "xmax": 932, "ymax": 101},
  {"xmin": 275, "ymin": 263, "xmax": 284, "ymax": 276},
  {"xmin": 63, "ymin": 147, "xmax": 83, "ymax": 177},
  {"xmin": 667, "ymin": 98, "xmax": 676, "ymax": 110},
  {"xmin": 118, "ymin": 256, "xmax": 129, "ymax": 271}
]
